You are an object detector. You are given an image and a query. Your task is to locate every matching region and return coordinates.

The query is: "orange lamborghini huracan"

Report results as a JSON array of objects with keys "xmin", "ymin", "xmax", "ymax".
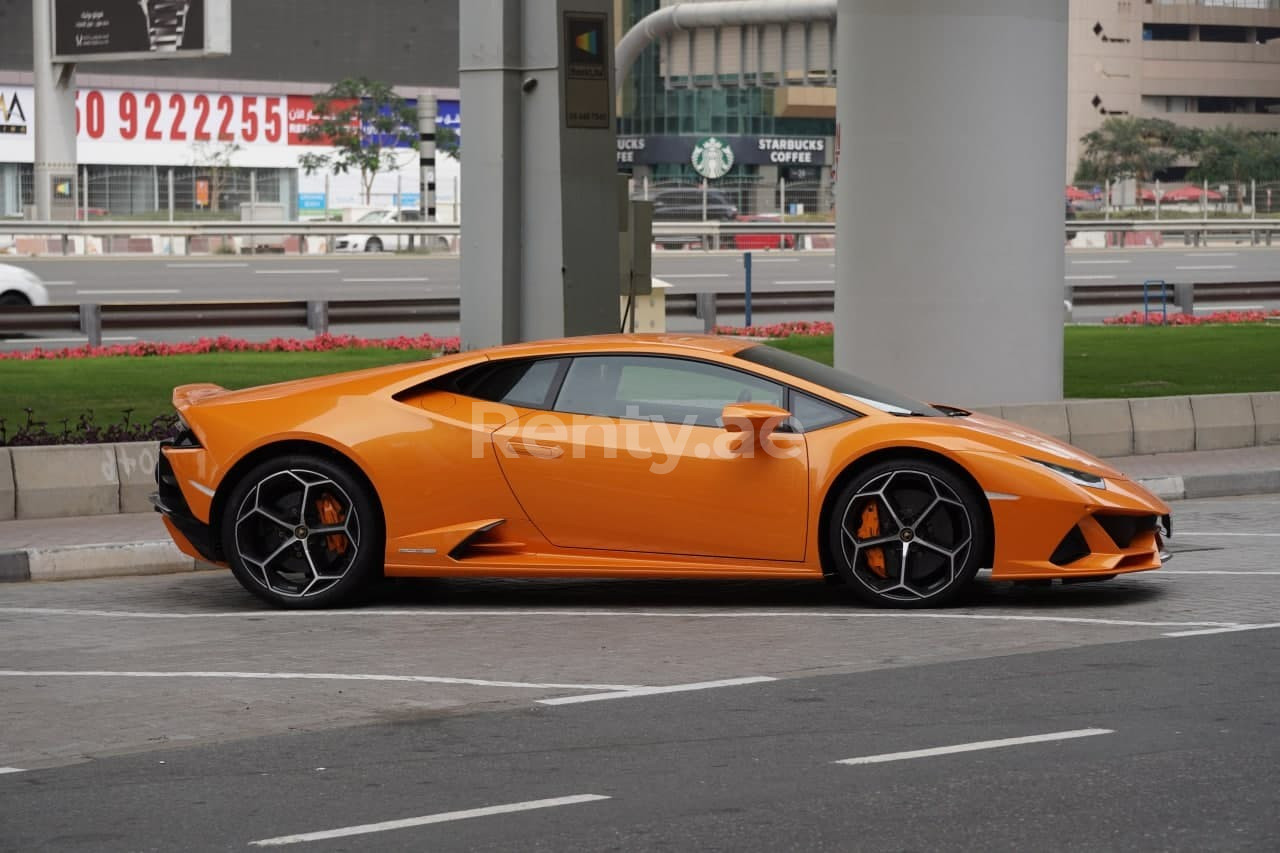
[{"xmin": 153, "ymin": 334, "xmax": 1171, "ymax": 609}]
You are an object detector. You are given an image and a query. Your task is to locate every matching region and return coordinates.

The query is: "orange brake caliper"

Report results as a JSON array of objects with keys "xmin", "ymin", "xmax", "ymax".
[
  {"xmin": 315, "ymin": 494, "xmax": 349, "ymax": 554},
  {"xmin": 857, "ymin": 502, "xmax": 887, "ymax": 578}
]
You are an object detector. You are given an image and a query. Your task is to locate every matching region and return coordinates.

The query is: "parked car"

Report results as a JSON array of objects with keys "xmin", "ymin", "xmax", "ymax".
[
  {"xmin": 0, "ymin": 264, "xmax": 50, "ymax": 306},
  {"xmin": 649, "ymin": 188, "xmax": 739, "ymax": 222},
  {"xmin": 155, "ymin": 333, "xmax": 1171, "ymax": 610},
  {"xmin": 731, "ymin": 213, "xmax": 796, "ymax": 251},
  {"xmin": 334, "ymin": 208, "xmax": 423, "ymax": 253}
]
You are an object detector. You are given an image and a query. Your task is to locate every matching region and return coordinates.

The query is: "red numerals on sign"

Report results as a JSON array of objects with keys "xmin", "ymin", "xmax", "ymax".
[
  {"xmin": 84, "ymin": 90, "xmax": 105, "ymax": 139},
  {"xmin": 169, "ymin": 93, "xmax": 187, "ymax": 141},
  {"xmin": 73, "ymin": 90, "xmax": 290, "ymax": 145},
  {"xmin": 119, "ymin": 92, "xmax": 138, "ymax": 139},
  {"xmin": 144, "ymin": 93, "xmax": 164, "ymax": 140},
  {"xmin": 264, "ymin": 97, "xmax": 282, "ymax": 142}
]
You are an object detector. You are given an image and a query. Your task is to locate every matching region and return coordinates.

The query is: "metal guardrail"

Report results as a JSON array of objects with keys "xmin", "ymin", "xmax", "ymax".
[{"xmin": 3, "ymin": 281, "xmax": 1278, "ymax": 346}]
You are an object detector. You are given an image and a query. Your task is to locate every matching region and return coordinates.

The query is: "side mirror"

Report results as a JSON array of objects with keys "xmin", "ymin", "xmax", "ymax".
[{"xmin": 721, "ymin": 402, "xmax": 791, "ymax": 453}]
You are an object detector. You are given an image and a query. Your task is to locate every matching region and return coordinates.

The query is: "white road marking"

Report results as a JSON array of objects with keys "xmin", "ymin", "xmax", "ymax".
[
  {"xmin": 1064, "ymin": 274, "xmax": 1117, "ymax": 280},
  {"xmin": 1177, "ymin": 532, "xmax": 1280, "ymax": 537},
  {"xmin": 1175, "ymin": 264, "xmax": 1236, "ymax": 270},
  {"xmin": 835, "ymin": 729, "xmax": 1114, "ymax": 766},
  {"xmin": 39, "ymin": 280, "xmax": 76, "ymax": 286},
  {"xmin": 254, "ymin": 269, "xmax": 339, "ymax": 275},
  {"xmin": 75, "ymin": 289, "xmax": 179, "ymax": 296},
  {"xmin": 655, "ymin": 273, "xmax": 730, "ymax": 279},
  {"xmin": 0, "ymin": 607, "xmax": 1240, "ymax": 629},
  {"xmin": 0, "ymin": 670, "xmax": 641, "ymax": 692},
  {"xmin": 166, "ymin": 262, "xmax": 249, "ymax": 268},
  {"xmin": 750, "ymin": 258, "xmax": 799, "ymax": 263},
  {"xmin": 341, "ymin": 276, "xmax": 430, "ymax": 283},
  {"xmin": 1164, "ymin": 623, "xmax": 1280, "ymax": 638},
  {"xmin": 1159, "ymin": 570, "xmax": 1280, "ymax": 576},
  {"xmin": 0, "ymin": 767, "xmax": 25, "ymax": 775},
  {"xmin": 776, "ymin": 279, "xmax": 835, "ymax": 285},
  {"xmin": 1070, "ymin": 259, "xmax": 1132, "ymax": 265},
  {"xmin": 1184, "ymin": 252, "xmax": 1237, "ymax": 257},
  {"xmin": 1194, "ymin": 304, "xmax": 1263, "ymax": 312},
  {"xmin": 2, "ymin": 336, "xmax": 137, "ymax": 345},
  {"xmin": 539, "ymin": 676, "xmax": 776, "ymax": 705},
  {"xmin": 248, "ymin": 795, "xmax": 611, "ymax": 847}
]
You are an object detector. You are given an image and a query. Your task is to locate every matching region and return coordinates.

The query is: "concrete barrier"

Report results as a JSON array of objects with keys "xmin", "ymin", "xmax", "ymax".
[
  {"xmin": 11, "ymin": 445, "xmax": 120, "ymax": 519},
  {"xmin": 0, "ymin": 448, "xmax": 14, "ymax": 522},
  {"xmin": 999, "ymin": 403, "xmax": 1071, "ymax": 444},
  {"xmin": 1064, "ymin": 399, "xmax": 1133, "ymax": 458},
  {"xmin": 115, "ymin": 442, "xmax": 162, "ymax": 514},
  {"xmin": 1253, "ymin": 392, "xmax": 1280, "ymax": 446},
  {"xmin": 1191, "ymin": 394, "xmax": 1255, "ymax": 451},
  {"xmin": 1129, "ymin": 396, "xmax": 1195, "ymax": 455}
]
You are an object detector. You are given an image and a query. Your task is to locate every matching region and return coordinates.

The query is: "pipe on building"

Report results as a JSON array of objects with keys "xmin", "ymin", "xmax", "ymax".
[{"xmin": 615, "ymin": 0, "xmax": 837, "ymax": 94}]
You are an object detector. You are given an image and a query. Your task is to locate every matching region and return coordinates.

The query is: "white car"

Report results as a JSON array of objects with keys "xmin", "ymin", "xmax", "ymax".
[
  {"xmin": 0, "ymin": 264, "xmax": 50, "ymax": 307},
  {"xmin": 334, "ymin": 208, "xmax": 423, "ymax": 253}
]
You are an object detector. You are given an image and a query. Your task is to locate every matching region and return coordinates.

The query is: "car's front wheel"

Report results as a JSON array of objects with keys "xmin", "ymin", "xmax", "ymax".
[
  {"xmin": 828, "ymin": 459, "xmax": 988, "ymax": 608},
  {"xmin": 364, "ymin": 237, "xmax": 383, "ymax": 253},
  {"xmin": 0, "ymin": 290, "xmax": 32, "ymax": 307},
  {"xmin": 220, "ymin": 454, "xmax": 383, "ymax": 608}
]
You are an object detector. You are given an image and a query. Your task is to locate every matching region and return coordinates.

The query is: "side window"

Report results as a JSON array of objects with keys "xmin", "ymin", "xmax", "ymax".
[
  {"xmin": 399, "ymin": 210, "xmax": 422, "ymax": 222},
  {"xmin": 459, "ymin": 358, "xmax": 566, "ymax": 409},
  {"xmin": 554, "ymin": 355, "xmax": 784, "ymax": 428},
  {"xmin": 789, "ymin": 392, "xmax": 857, "ymax": 433}
]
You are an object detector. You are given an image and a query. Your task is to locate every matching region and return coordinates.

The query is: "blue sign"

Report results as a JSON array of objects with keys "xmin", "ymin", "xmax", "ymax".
[
  {"xmin": 297, "ymin": 193, "xmax": 327, "ymax": 211},
  {"xmin": 362, "ymin": 98, "xmax": 461, "ymax": 149},
  {"xmin": 396, "ymin": 193, "xmax": 421, "ymax": 208}
]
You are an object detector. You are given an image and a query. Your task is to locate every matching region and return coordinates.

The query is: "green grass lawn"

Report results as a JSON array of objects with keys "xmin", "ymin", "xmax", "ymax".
[
  {"xmin": 766, "ymin": 325, "xmax": 1280, "ymax": 398},
  {"xmin": 3, "ymin": 325, "xmax": 1278, "ymax": 433},
  {"xmin": 0, "ymin": 348, "xmax": 436, "ymax": 430}
]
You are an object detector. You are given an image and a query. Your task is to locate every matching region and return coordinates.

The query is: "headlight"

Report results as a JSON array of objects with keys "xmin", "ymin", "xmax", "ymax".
[{"xmin": 1027, "ymin": 458, "xmax": 1106, "ymax": 490}]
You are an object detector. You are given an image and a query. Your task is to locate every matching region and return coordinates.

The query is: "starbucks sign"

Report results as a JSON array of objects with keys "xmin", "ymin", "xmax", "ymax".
[{"xmin": 691, "ymin": 136, "xmax": 734, "ymax": 179}]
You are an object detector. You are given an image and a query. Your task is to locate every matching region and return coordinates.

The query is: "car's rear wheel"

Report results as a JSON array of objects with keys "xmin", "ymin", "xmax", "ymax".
[
  {"xmin": 364, "ymin": 237, "xmax": 383, "ymax": 253},
  {"xmin": 828, "ymin": 459, "xmax": 988, "ymax": 608},
  {"xmin": 0, "ymin": 290, "xmax": 32, "ymax": 307},
  {"xmin": 221, "ymin": 455, "xmax": 383, "ymax": 608}
]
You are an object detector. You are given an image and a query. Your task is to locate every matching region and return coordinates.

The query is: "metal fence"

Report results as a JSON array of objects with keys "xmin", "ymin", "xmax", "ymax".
[
  {"xmin": 630, "ymin": 176, "xmax": 833, "ymax": 219},
  {"xmin": 1072, "ymin": 178, "xmax": 1280, "ymax": 218}
]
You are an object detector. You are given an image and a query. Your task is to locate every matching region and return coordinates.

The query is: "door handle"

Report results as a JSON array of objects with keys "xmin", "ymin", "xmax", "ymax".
[{"xmin": 507, "ymin": 440, "xmax": 564, "ymax": 459}]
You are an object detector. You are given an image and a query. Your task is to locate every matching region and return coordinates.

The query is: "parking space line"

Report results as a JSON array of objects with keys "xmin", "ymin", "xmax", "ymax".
[
  {"xmin": 341, "ymin": 277, "xmax": 430, "ymax": 283},
  {"xmin": 248, "ymin": 794, "xmax": 610, "ymax": 847},
  {"xmin": 1178, "ymin": 532, "xmax": 1280, "ymax": 537},
  {"xmin": 1163, "ymin": 623, "xmax": 1280, "ymax": 638},
  {"xmin": 254, "ymin": 269, "xmax": 339, "ymax": 275},
  {"xmin": 834, "ymin": 729, "xmax": 1113, "ymax": 766},
  {"xmin": 1158, "ymin": 570, "xmax": 1280, "ymax": 576},
  {"xmin": 0, "ymin": 767, "xmax": 25, "ymax": 775},
  {"xmin": 539, "ymin": 676, "xmax": 776, "ymax": 706},
  {"xmin": 0, "ymin": 607, "xmax": 1242, "ymax": 630},
  {"xmin": 0, "ymin": 670, "xmax": 641, "ymax": 692}
]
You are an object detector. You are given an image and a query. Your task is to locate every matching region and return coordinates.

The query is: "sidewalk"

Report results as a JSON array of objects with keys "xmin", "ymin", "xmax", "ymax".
[{"xmin": 1, "ymin": 444, "xmax": 1278, "ymax": 583}]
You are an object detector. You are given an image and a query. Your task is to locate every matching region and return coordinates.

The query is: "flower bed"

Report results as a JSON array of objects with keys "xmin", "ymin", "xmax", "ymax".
[
  {"xmin": 713, "ymin": 321, "xmax": 833, "ymax": 338},
  {"xmin": 0, "ymin": 332, "xmax": 461, "ymax": 362},
  {"xmin": 1103, "ymin": 309, "xmax": 1280, "ymax": 326}
]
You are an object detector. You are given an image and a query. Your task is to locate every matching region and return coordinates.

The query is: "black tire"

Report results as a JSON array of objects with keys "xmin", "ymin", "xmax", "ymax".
[
  {"xmin": 220, "ymin": 454, "xmax": 384, "ymax": 608},
  {"xmin": 364, "ymin": 237, "xmax": 383, "ymax": 253},
  {"xmin": 0, "ymin": 290, "xmax": 32, "ymax": 307},
  {"xmin": 827, "ymin": 458, "xmax": 988, "ymax": 608}
]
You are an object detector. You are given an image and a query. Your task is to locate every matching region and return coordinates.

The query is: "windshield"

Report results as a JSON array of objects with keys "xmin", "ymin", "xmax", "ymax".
[
  {"xmin": 737, "ymin": 345, "xmax": 944, "ymax": 417},
  {"xmin": 356, "ymin": 210, "xmax": 389, "ymax": 223}
]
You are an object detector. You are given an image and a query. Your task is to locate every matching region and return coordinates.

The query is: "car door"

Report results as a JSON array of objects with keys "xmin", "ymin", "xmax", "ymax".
[{"xmin": 492, "ymin": 354, "xmax": 810, "ymax": 562}]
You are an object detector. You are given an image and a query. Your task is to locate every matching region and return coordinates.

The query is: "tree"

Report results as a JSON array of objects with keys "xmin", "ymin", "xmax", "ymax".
[
  {"xmin": 297, "ymin": 78, "xmax": 417, "ymax": 206},
  {"xmin": 1189, "ymin": 126, "xmax": 1280, "ymax": 210},
  {"xmin": 436, "ymin": 124, "xmax": 460, "ymax": 161},
  {"xmin": 1075, "ymin": 117, "xmax": 1197, "ymax": 204},
  {"xmin": 190, "ymin": 139, "xmax": 243, "ymax": 213}
]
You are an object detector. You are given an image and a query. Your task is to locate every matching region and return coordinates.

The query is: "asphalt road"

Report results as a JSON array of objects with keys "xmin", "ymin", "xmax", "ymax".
[
  {"xmin": 4, "ymin": 245, "xmax": 1280, "ymax": 304},
  {"xmin": 1, "ymin": 493, "xmax": 1277, "ymax": 851}
]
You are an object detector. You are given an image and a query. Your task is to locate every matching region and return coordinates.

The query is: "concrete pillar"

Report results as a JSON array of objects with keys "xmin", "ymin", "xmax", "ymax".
[
  {"xmin": 834, "ymin": 0, "xmax": 1067, "ymax": 405},
  {"xmin": 460, "ymin": 0, "xmax": 620, "ymax": 349},
  {"xmin": 33, "ymin": 0, "xmax": 79, "ymax": 221}
]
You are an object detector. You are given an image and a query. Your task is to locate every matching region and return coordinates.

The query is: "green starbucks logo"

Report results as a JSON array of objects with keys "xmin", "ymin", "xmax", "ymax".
[{"xmin": 691, "ymin": 136, "xmax": 735, "ymax": 179}]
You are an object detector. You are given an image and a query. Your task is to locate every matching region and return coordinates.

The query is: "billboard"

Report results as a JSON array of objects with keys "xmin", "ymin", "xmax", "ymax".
[{"xmin": 51, "ymin": 0, "xmax": 231, "ymax": 62}]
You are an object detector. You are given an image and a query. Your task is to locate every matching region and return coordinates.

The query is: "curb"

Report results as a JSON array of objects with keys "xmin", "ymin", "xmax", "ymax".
[
  {"xmin": 0, "ymin": 541, "xmax": 212, "ymax": 583},
  {"xmin": 3, "ymin": 468, "xmax": 1280, "ymax": 584}
]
